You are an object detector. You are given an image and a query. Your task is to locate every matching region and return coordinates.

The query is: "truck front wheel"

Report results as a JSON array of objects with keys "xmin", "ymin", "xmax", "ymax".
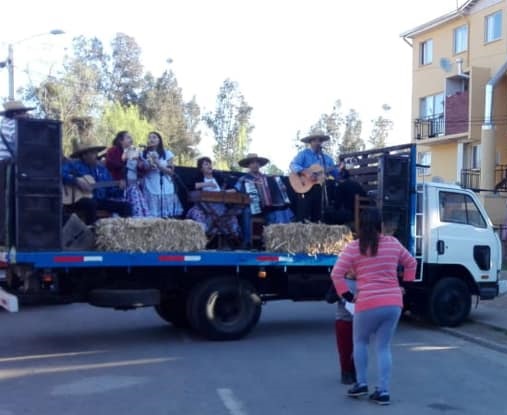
[
  {"xmin": 428, "ymin": 277, "xmax": 471, "ymax": 327},
  {"xmin": 187, "ymin": 278, "xmax": 262, "ymax": 341}
]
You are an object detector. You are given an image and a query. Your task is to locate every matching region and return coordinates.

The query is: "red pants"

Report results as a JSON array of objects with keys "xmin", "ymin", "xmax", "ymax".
[{"xmin": 335, "ymin": 320, "xmax": 354, "ymax": 373}]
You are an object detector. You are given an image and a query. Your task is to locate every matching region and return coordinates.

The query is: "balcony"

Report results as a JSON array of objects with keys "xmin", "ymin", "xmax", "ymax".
[
  {"xmin": 414, "ymin": 115, "xmax": 444, "ymax": 140},
  {"xmin": 460, "ymin": 165, "xmax": 507, "ymax": 191},
  {"xmin": 414, "ymin": 91, "xmax": 469, "ymax": 140}
]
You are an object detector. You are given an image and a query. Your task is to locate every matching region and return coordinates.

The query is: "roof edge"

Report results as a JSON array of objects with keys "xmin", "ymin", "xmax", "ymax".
[{"xmin": 400, "ymin": 0, "xmax": 476, "ymax": 39}]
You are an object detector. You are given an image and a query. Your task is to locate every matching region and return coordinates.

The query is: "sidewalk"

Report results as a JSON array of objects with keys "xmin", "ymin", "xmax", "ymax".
[{"xmin": 469, "ymin": 278, "xmax": 507, "ymax": 331}]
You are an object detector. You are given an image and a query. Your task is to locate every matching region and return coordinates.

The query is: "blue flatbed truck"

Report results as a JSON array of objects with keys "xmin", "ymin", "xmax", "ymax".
[{"xmin": 0, "ymin": 142, "xmax": 501, "ymax": 340}]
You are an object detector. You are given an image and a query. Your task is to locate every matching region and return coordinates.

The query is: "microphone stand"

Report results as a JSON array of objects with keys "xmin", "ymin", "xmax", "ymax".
[{"xmin": 159, "ymin": 169, "xmax": 164, "ymax": 218}]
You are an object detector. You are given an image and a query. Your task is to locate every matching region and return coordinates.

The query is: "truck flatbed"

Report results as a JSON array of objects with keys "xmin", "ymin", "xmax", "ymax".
[{"xmin": 8, "ymin": 250, "xmax": 338, "ymax": 269}]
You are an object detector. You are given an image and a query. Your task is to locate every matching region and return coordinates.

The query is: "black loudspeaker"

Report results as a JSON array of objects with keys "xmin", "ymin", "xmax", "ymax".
[
  {"xmin": 14, "ymin": 118, "xmax": 62, "ymax": 250},
  {"xmin": 16, "ymin": 195, "xmax": 62, "ymax": 250},
  {"xmin": 380, "ymin": 155, "xmax": 410, "ymax": 203},
  {"xmin": 16, "ymin": 118, "xmax": 62, "ymax": 183},
  {"xmin": 382, "ymin": 205, "xmax": 410, "ymax": 249}
]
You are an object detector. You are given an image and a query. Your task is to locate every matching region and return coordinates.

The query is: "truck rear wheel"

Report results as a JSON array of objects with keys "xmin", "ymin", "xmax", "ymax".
[
  {"xmin": 155, "ymin": 294, "xmax": 190, "ymax": 328},
  {"xmin": 187, "ymin": 278, "xmax": 261, "ymax": 341},
  {"xmin": 428, "ymin": 277, "xmax": 471, "ymax": 327}
]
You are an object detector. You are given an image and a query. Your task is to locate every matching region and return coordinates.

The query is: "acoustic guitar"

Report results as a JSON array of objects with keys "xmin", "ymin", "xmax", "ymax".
[
  {"xmin": 63, "ymin": 174, "xmax": 122, "ymax": 205},
  {"xmin": 288, "ymin": 164, "xmax": 326, "ymax": 194}
]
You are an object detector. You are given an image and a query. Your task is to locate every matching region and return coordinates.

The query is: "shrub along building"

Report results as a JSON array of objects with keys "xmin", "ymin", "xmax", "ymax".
[{"xmin": 401, "ymin": 0, "xmax": 507, "ymax": 225}]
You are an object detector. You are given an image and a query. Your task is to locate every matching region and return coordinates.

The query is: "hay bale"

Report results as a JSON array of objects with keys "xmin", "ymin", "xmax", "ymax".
[
  {"xmin": 263, "ymin": 223, "xmax": 353, "ymax": 255},
  {"xmin": 95, "ymin": 217, "xmax": 207, "ymax": 252}
]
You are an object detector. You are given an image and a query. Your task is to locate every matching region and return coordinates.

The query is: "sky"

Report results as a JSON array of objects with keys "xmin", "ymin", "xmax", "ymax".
[{"xmin": 0, "ymin": 0, "xmax": 463, "ymax": 170}]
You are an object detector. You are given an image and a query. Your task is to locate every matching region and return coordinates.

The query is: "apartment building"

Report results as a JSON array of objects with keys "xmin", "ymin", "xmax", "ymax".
[{"xmin": 401, "ymin": 0, "xmax": 507, "ymax": 224}]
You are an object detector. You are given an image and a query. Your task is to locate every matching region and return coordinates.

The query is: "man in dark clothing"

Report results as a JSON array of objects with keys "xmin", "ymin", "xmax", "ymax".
[
  {"xmin": 334, "ymin": 168, "xmax": 367, "ymax": 227},
  {"xmin": 62, "ymin": 144, "xmax": 132, "ymax": 224}
]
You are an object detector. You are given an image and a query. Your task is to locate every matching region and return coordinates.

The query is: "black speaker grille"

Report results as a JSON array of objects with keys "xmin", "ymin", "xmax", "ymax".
[
  {"xmin": 380, "ymin": 156, "xmax": 410, "ymax": 203},
  {"xmin": 16, "ymin": 195, "xmax": 62, "ymax": 250},
  {"xmin": 16, "ymin": 118, "xmax": 62, "ymax": 180}
]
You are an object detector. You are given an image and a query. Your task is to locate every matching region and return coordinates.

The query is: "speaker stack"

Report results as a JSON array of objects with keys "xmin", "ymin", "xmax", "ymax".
[
  {"xmin": 379, "ymin": 155, "xmax": 411, "ymax": 248},
  {"xmin": 14, "ymin": 118, "xmax": 62, "ymax": 250}
]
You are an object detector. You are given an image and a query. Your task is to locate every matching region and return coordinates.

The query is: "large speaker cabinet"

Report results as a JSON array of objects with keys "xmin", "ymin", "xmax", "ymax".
[{"xmin": 14, "ymin": 118, "xmax": 62, "ymax": 250}]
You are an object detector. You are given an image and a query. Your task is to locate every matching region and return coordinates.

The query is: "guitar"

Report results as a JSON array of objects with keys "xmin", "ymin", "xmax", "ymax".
[
  {"xmin": 63, "ymin": 174, "xmax": 122, "ymax": 205},
  {"xmin": 288, "ymin": 164, "xmax": 326, "ymax": 194}
]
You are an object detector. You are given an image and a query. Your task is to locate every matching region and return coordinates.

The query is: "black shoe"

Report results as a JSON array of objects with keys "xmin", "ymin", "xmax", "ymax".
[
  {"xmin": 369, "ymin": 389, "xmax": 390, "ymax": 405},
  {"xmin": 341, "ymin": 372, "xmax": 356, "ymax": 385},
  {"xmin": 347, "ymin": 383, "xmax": 368, "ymax": 397}
]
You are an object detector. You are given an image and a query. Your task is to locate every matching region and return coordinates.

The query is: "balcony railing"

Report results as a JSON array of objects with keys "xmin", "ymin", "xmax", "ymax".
[
  {"xmin": 414, "ymin": 115, "xmax": 444, "ymax": 140},
  {"xmin": 460, "ymin": 165, "xmax": 507, "ymax": 191}
]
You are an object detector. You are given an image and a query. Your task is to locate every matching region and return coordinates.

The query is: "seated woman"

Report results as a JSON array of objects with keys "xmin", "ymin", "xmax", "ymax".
[
  {"xmin": 105, "ymin": 130, "xmax": 148, "ymax": 217},
  {"xmin": 185, "ymin": 156, "xmax": 241, "ymax": 245}
]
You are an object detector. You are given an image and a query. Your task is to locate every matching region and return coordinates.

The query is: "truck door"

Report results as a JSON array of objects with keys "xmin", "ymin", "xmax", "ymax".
[{"xmin": 435, "ymin": 190, "xmax": 500, "ymax": 281}]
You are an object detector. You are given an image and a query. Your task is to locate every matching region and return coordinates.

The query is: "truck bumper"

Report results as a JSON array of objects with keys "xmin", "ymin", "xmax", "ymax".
[
  {"xmin": 478, "ymin": 282, "xmax": 499, "ymax": 300},
  {"xmin": 0, "ymin": 286, "xmax": 19, "ymax": 312}
]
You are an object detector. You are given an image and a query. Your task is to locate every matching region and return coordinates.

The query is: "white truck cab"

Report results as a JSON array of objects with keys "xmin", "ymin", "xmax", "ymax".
[{"xmin": 407, "ymin": 181, "xmax": 501, "ymax": 326}]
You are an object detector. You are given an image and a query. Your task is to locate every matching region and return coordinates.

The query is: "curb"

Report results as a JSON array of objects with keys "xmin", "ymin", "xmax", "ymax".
[{"xmin": 440, "ymin": 325, "xmax": 507, "ymax": 355}]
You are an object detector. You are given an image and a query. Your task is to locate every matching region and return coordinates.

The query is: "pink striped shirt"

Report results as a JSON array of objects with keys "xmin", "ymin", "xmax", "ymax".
[{"xmin": 331, "ymin": 235, "xmax": 417, "ymax": 313}]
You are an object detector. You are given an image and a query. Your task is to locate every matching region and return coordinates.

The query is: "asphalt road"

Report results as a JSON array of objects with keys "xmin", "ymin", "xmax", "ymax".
[{"xmin": 1, "ymin": 301, "xmax": 506, "ymax": 415}]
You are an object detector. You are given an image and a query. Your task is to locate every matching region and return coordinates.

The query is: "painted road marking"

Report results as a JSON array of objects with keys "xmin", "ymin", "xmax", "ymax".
[{"xmin": 217, "ymin": 388, "xmax": 247, "ymax": 415}]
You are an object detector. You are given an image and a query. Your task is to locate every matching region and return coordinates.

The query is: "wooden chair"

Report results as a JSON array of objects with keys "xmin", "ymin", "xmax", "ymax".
[{"xmin": 354, "ymin": 195, "xmax": 376, "ymax": 232}]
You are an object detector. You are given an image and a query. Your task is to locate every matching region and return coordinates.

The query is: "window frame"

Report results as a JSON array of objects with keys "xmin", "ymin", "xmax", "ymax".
[
  {"xmin": 453, "ymin": 24, "xmax": 468, "ymax": 54},
  {"xmin": 439, "ymin": 191, "xmax": 486, "ymax": 228},
  {"xmin": 485, "ymin": 10, "xmax": 502, "ymax": 43},
  {"xmin": 417, "ymin": 151, "xmax": 432, "ymax": 176},
  {"xmin": 420, "ymin": 39, "xmax": 433, "ymax": 65}
]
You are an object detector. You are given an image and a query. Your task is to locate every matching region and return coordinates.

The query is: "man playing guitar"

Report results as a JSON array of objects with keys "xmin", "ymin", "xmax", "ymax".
[
  {"xmin": 62, "ymin": 144, "xmax": 132, "ymax": 224},
  {"xmin": 289, "ymin": 133, "xmax": 339, "ymax": 222}
]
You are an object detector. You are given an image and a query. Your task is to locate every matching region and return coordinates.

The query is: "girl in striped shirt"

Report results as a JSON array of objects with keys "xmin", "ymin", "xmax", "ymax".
[{"xmin": 330, "ymin": 207, "xmax": 416, "ymax": 405}]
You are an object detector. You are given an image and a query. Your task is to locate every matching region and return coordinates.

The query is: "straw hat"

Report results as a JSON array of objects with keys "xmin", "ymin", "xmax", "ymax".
[
  {"xmin": 0, "ymin": 100, "xmax": 35, "ymax": 116},
  {"xmin": 70, "ymin": 143, "xmax": 106, "ymax": 159},
  {"xmin": 238, "ymin": 153, "xmax": 270, "ymax": 168},
  {"xmin": 300, "ymin": 133, "xmax": 330, "ymax": 144}
]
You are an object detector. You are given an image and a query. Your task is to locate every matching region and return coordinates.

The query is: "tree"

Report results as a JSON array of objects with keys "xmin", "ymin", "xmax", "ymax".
[
  {"xmin": 138, "ymin": 62, "xmax": 201, "ymax": 165},
  {"xmin": 95, "ymin": 102, "xmax": 155, "ymax": 147},
  {"xmin": 265, "ymin": 164, "xmax": 285, "ymax": 175},
  {"xmin": 340, "ymin": 109, "xmax": 364, "ymax": 153},
  {"xmin": 105, "ymin": 33, "xmax": 144, "ymax": 106},
  {"xmin": 23, "ymin": 36, "xmax": 107, "ymax": 154},
  {"xmin": 309, "ymin": 99, "xmax": 344, "ymax": 160},
  {"xmin": 368, "ymin": 104, "xmax": 393, "ymax": 149},
  {"xmin": 205, "ymin": 79, "xmax": 254, "ymax": 170}
]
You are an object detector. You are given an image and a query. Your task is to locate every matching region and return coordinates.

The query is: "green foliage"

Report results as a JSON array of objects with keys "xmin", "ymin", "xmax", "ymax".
[
  {"xmin": 265, "ymin": 163, "xmax": 285, "ymax": 176},
  {"xmin": 95, "ymin": 102, "xmax": 155, "ymax": 147},
  {"xmin": 205, "ymin": 79, "xmax": 254, "ymax": 169},
  {"xmin": 22, "ymin": 34, "xmax": 201, "ymax": 163}
]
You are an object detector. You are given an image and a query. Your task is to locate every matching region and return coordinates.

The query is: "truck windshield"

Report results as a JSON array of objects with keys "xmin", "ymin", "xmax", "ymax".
[{"xmin": 439, "ymin": 191, "xmax": 486, "ymax": 228}]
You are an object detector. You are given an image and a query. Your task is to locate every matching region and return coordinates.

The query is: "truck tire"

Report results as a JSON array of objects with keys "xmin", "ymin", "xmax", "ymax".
[
  {"xmin": 428, "ymin": 278, "xmax": 471, "ymax": 327},
  {"xmin": 89, "ymin": 289, "xmax": 160, "ymax": 309},
  {"xmin": 187, "ymin": 278, "xmax": 261, "ymax": 341},
  {"xmin": 155, "ymin": 295, "xmax": 190, "ymax": 328}
]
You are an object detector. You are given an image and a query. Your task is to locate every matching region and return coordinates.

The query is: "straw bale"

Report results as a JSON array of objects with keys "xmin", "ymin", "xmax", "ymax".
[
  {"xmin": 95, "ymin": 217, "xmax": 207, "ymax": 252},
  {"xmin": 263, "ymin": 223, "xmax": 353, "ymax": 255}
]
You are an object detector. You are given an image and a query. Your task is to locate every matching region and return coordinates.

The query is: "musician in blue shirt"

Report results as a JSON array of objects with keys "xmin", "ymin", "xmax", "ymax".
[
  {"xmin": 289, "ymin": 134, "xmax": 339, "ymax": 222},
  {"xmin": 62, "ymin": 144, "xmax": 132, "ymax": 224}
]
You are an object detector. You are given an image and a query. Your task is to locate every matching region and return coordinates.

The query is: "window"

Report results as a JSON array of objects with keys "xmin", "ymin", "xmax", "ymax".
[
  {"xmin": 454, "ymin": 25, "xmax": 468, "ymax": 54},
  {"xmin": 472, "ymin": 145, "xmax": 481, "ymax": 169},
  {"xmin": 417, "ymin": 151, "xmax": 431, "ymax": 176},
  {"xmin": 485, "ymin": 11, "xmax": 502, "ymax": 42},
  {"xmin": 420, "ymin": 39, "xmax": 433, "ymax": 65},
  {"xmin": 439, "ymin": 191, "xmax": 486, "ymax": 228},
  {"xmin": 420, "ymin": 93, "xmax": 444, "ymax": 136}
]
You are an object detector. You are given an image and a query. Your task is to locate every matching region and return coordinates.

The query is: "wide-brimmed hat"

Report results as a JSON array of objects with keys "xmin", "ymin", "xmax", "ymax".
[
  {"xmin": 238, "ymin": 153, "xmax": 270, "ymax": 168},
  {"xmin": 0, "ymin": 100, "xmax": 35, "ymax": 116},
  {"xmin": 300, "ymin": 133, "xmax": 330, "ymax": 144},
  {"xmin": 70, "ymin": 144, "xmax": 106, "ymax": 159}
]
